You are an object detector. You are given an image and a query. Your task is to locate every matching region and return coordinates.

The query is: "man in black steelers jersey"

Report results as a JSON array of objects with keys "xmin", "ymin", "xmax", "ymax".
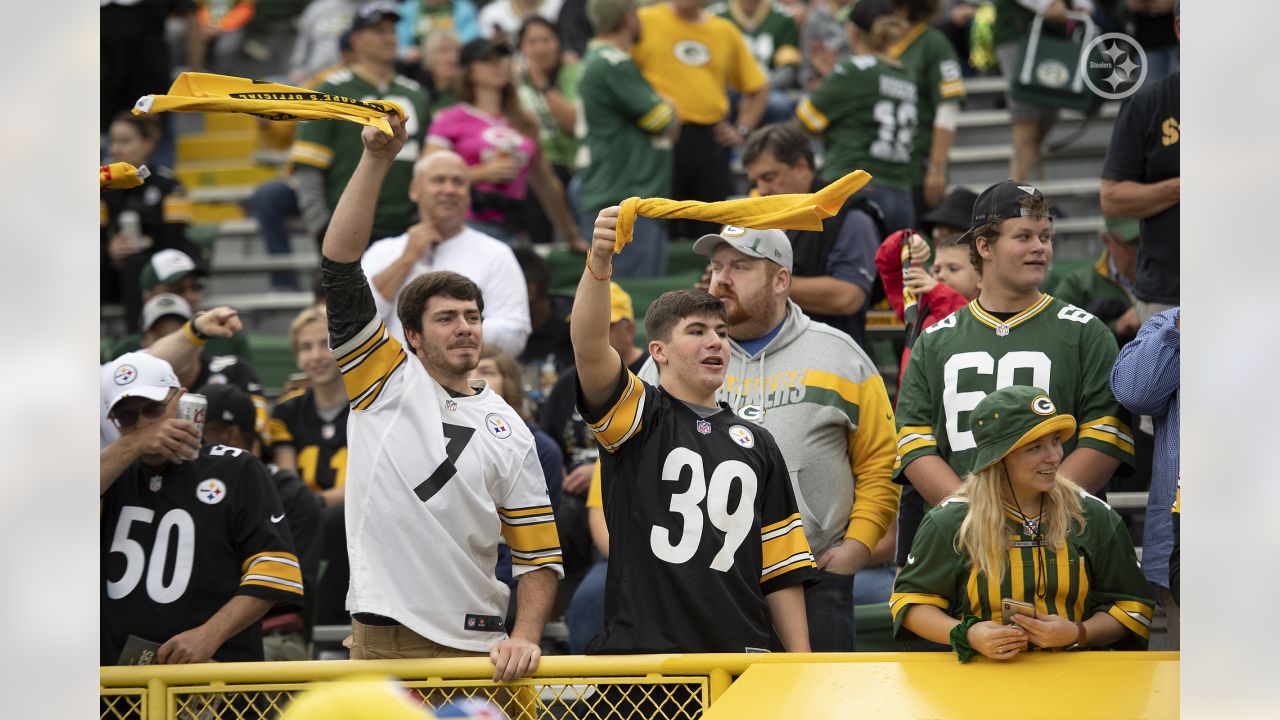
[
  {"xmin": 570, "ymin": 206, "xmax": 817, "ymax": 654},
  {"xmin": 100, "ymin": 353, "xmax": 303, "ymax": 665}
]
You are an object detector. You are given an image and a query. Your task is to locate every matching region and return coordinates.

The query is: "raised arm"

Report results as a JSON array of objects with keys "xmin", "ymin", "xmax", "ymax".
[
  {"xmin": 145, "ymin": 307, "xmax": 242, "ymax": 373},
  {"xmin": 569, "ymin": 207, "xmax": 625, "ymax": 411},
  {"xmin": 322, "ymin": 116, "xmax": 409, "ymax": 263}
]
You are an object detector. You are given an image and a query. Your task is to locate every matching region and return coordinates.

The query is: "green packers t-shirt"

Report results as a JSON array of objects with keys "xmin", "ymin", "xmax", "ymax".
[
  {"xmin": 796, "ymin": 54, "xmax": 920, "ymax": 191},
  {"xmin": 574, "ymin": 41, "xmax": 676, "ymax": 215},
  {"xmin": 710, "ymin": 0, "xmax": 802, "ymax": 71},
  {"xmin": 290, "ymin": 67, "xmax": 428, "ymax": 240}
]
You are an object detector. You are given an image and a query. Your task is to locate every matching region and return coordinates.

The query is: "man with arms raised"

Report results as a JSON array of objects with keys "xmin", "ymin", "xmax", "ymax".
[
  {"xmin": 571, "ymin": 208, "xmax": 816, "ymax": 655},
  {"xmin": 320, "ymin": 116, "xmax": 562, "ymax": 680},
  {"xmin": 893, "ymin": 180, "xmax": 1134, "ymax": 560}
]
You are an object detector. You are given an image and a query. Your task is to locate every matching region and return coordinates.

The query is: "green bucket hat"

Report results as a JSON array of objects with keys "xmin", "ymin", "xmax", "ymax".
[{"xmin": 969, "ymin": 386, "xmax": 1076, "ymax": 472}]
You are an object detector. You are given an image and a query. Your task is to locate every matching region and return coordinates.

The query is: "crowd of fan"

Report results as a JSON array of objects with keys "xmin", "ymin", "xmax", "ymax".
[{"xmin": 99, "ymin": 0, "xmax": 1180, "ymax": 674}]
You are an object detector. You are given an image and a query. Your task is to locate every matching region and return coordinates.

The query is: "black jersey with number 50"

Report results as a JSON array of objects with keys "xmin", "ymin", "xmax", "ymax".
[
  {"xmin": 579, "ymin": 362, "xmax": 816, "ymax": 654},
  {"xmin": 100, "ymin": 445, "xmax": 302, "ymax": 665}
]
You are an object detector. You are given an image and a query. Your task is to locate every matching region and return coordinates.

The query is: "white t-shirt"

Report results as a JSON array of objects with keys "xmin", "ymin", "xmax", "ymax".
[
  {"xmin": 335, "ymin": 313, "xmax": 564, "ymax": 651},
  {"xmin": 361, "ymin": 226, "xmax": 532, "ymax": 357},
  {"xmin": 477, "ymin": 0, "xmax": 564, "ymax": 39}
]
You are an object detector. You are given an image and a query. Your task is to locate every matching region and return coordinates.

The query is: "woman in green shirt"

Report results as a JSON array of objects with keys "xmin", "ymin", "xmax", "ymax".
[{"xmin": 516, "ymin": 17, "xmax": 581, "ymax": 244}]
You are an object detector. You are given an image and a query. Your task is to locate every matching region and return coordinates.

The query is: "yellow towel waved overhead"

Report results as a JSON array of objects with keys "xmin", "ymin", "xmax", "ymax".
[
  {"xmin": 613, "ymin": 170, "xmax": 873, "ymax": 253},
  {"xmin": 132, "ymin": 72, "xmax": 406, "ymax": 135},
  {"xmin": 100, "ymin": 162, "xmax": 150, "ymax": 190}
]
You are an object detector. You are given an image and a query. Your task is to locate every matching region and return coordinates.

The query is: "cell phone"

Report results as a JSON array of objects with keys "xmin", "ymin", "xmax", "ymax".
[{"xmin": 1001, "ymin": 598, "xmax": 1037, "ymax": 625}]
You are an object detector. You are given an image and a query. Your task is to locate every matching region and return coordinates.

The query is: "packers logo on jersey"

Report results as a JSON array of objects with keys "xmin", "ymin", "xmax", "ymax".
[
  {"xmin": 197, "ymin": 478, "xmax": 227, "ymax": 504},
  {"xmin": 1031, "ymin": 395, "xmax": 1056, "ymax": 416},
  {"xmin": 674, "ymin": 40, "xmax": 711, "ymax": 67}
]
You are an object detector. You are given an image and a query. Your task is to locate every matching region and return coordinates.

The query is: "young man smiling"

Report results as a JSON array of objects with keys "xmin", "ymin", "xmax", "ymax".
[
  {"xmin": 319, "ymin": 116, "xmax": 562, "ymax": 681},
  {"xmin": 893, "ymin": 180, "xmax": 1135, "ymax": 517},
  {"xmin": 571, "ymin": 207, "xmax": 816, "ymax": 655}
]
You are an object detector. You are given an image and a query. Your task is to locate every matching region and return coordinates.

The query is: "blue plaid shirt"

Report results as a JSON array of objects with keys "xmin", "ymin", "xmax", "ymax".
[{"xmin": 1110, "ymin": 307, "xmax": 1180, "ymax": 591}]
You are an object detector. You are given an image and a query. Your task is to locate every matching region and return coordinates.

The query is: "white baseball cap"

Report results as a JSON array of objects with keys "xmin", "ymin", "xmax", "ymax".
[
  {"xmin": 692, "ymin": 225, "xmax": 793, "ymax": 272},
  {"xmin": 102, "ymin": 352, "xmax": 180, "ymax": 416},
  {"xmin": 139, "ymin": 292, "xmax": 193, "ymax": 332}
]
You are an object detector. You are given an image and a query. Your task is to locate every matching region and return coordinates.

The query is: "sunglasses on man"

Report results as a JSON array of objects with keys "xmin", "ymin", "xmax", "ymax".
[{"xmin": 109, "ymin": 389, "xmax": 178, "ymax": 429}]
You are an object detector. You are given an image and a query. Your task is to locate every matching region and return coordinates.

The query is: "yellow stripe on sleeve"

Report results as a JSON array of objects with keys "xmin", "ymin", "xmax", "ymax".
[
  {"xmin": 267, "ymin": 417, "xmax": 294, "ymax": 444},
  {"xmin": 795, "ymin": 98, "xmax": 829, "ymax": 133},
  {"xmin": 637, "ymin": 102, "xmax": 674, "ymax": 132},
  {"xmin": 501, "ymin": 519, "xmax": 561, "ymax": 557},
  {"xmin": 1107, "ymin": 599, "xmax": 1154, "ymax": 639},
  {"xmin": 585, "ymin": 371, "xmax": 646, "ymax": 451},
  {"xmin": 162, "ymin": 196, "xmax": 194, "ymax": 224},
  {"xmin": 889, "ymin": 592, "xmax": 949, "ymax": 622},
  {"xmin": 240, "ymin": 552, "xmax": 305, "ymax": 595},
  {"xmin": 1078, "ymin": 415, "xmax": 1136, "ymax": 455},
  {"xmin": 338, "ymin": 320, "xmax": 407, "ymax": 408},
  {"xmin": 939, "ymin": 79, "xmax": 966, "ymax": 98},
  {"xmin": 289, "ymin": 140, "xmax": 334, "ymax": 169},
  {"xmin": 760, "ymin": 513, "xmax": 815, "ymax": 583}
]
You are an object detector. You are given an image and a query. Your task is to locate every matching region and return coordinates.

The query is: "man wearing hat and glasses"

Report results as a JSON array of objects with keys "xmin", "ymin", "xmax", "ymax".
[
  {"xmin": 291, "ymin": 1, "xmax": 429, "ymax": 243},
  {"xmin": 637, "ymin": 224, "xmax": 900, "ymax": 651},
  {"xmin": 892, "ymin": 180, "xmax": 1135, "ymax": 561},
  {"xmin": 100, "ymin": 354, "xmax": 303, "ymax": 666}
]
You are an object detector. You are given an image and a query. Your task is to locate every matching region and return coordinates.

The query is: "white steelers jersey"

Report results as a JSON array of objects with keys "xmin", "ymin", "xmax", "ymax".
[{"xmin": 325, "ymin": 261, "xmax": 563, "ymax": 652}]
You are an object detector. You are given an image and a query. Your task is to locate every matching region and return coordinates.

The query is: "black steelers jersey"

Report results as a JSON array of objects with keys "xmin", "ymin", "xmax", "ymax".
[
  {"xmin": 100, "ymin": 445, "xmax": 302, "ymax": 665},
  {"xmin": 269, "ymin": 388, "xmax": 350, "ymax": 493},
  {"xmin": 578, "ymin": 361, "xmax": 817, "ymax": 654}
]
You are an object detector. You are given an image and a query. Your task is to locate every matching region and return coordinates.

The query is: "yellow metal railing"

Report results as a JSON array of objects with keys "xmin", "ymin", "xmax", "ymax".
[{"xmin": 101, "ymin": 651, "xmax": 1180, "ymax": 719}]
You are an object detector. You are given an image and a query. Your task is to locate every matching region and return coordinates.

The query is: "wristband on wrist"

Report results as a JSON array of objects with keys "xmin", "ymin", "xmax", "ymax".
[
  {"xmin": 585, "ymin": 251, "xmax": 612, "ymax": 281},
  {"xmin": 949, "ymin": 615, "xmax": 982, "ymax": 663},
  {"xmin": 1065, "ymin": 620, "xmax": 1088, "ymax": 650},
  {"xmin": 183, "ymin": 317, "xmax": 211, "ymax": 346}
]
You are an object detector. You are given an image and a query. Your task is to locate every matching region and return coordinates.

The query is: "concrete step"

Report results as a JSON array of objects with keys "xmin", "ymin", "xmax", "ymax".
[
  {"xmin": 953, "ymin": 103, "xmax": 1119, "ymax": 149},
  {"xmin": 177, "ymin": 161, "xmax": 277, "ymax": 188},
  {"xmin": 948, "ymin": 143, "xmax": 1108, "ymax": 186},
  {"xmin": 189, "ymin": 184, "xmax": 259, "ymax": 203},
  {"xmin": 951, "ymin": 176, "xmax": 1102, "ymax": 219},
  {"xmin": 212, "ymin": 252, "xmax": 320, "ymax": 273},
  {"xmin": 189, "ymin": 201, "xmax": 246, "ymax": 224}
]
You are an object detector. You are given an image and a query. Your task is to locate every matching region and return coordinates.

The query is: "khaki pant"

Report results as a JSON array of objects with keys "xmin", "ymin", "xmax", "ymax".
[
  {"xmin": 263, "ymin": 631, "xmax": 308, "ymax": 661},
  {"xmin": 345, "ymin": 617, "xmax": 486, "ymax": 660}
]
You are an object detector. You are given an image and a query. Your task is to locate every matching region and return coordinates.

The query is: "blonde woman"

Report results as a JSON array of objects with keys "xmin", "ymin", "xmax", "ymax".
[{"xmin": 891, "ymin": 385, "xmax": 1154, "ymax": 661}]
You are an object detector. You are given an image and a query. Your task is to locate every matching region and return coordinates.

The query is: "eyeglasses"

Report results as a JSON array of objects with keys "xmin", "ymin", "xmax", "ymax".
[{"xmin": 110, "ymin": 390, "xmax": 177, "ymax": 429}]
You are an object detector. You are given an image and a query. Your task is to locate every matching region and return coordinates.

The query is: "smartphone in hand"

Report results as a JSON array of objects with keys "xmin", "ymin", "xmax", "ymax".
[{"xmin": 1001, "ymin": 598, "xmax": 1037, "ymax": 626}]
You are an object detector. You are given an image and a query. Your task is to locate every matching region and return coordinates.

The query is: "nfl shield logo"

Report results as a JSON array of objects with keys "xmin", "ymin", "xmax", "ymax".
[
  {"xmin": 996, "ymin": 324, "xmax": 1011, "ymax": 337},
  {"xmin": 149, "ymin": 475, "xmax": 162, "ymax": 492},
  {"xmin": 446, "ymin": 399, "xmax": 458, "ymax": 412},
  {"xmin": 696, "ymin": 419, "xmax": 712, "ymax": 435}
]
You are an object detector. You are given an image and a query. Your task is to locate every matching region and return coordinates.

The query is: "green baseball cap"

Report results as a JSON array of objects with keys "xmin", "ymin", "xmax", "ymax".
[{"xmin": 969, "ymin": 385, "xmax": 1076, "ymax": 472}]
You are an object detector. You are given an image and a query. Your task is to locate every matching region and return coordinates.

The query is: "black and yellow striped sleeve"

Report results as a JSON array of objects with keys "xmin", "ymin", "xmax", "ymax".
[
  {"xmin": 268, "ymin": 391, "xmax": 302, "ymax": 447},
  {"xmin": 322, "ymin": 257, "xmax": 407, "ymax": 412},
  {"xmin": 576, "ymin": 360, "xmax": 648, "ymax": 453},
  {"xmin": 499, "ymin": 504, "xmax": 565, "ymax": 576},
  {"xmin": 760, "ymin": 513, "xmax": 816, "ymax": 591},
  {"xmin": 239, "ymin": 551, "xmax": 305, "ymax": 598}
]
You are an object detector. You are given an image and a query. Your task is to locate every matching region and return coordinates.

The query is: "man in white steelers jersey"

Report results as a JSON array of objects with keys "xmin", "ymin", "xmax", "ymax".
[
  {"xmin": 320, "ymin": 115, "xmax": 563, "ymax": 681},
  {"xmin": 893, "ymin": 179, "xmax": 1135, "ymax": 565}
]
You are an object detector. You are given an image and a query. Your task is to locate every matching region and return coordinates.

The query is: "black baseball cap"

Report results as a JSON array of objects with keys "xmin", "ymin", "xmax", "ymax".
[
  {"xmin": 955, "ymin": 179, "xmax": 1052, "ymax": 244},
  {"xmin": 198, "ymin": 383, "xmax": 257, "ymax": 438},
  {"xmin": 849, "ymin": 0, "xmax": 895, "ymax": 31},
  {"xmin": 460, "ymin": 38, "xmax": 512, "ymax": 65},
  {"xmin": 351, "ymin": 1, "xmax": 400, "ymax": 32},
  {"xmin": 922, "ymin": 187, "xmax": 980, "ymax": 231}
]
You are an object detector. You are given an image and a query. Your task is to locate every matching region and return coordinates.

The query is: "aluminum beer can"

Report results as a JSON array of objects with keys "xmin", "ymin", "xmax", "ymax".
[{"xmin": 177, "ymin": 392, "xmax": 208, "ymax": 444}]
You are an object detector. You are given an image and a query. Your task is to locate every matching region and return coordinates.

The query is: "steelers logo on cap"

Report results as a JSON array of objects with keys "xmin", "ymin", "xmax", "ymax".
[
  {"xmin": 1031, "ymin": 395, "xmax": 1056, "ymax": 416},
  {"xmin": 114, "ymin": 364, "xmax": 137, "ymax": 385}
]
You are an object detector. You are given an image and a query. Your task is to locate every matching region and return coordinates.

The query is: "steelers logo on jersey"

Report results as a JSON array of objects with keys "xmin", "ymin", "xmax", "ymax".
[
  {"xmin": 674, "ymin": 40, "xmax": 711, "ymax": 67},
  {"xmin": 486, "ymin": 413, "xmax": 512, "ymax": 439},
  {"xmin": 114, "ymin": 364, "xmax": 137, "ymax": 385},
  {"xmin": 1031, "ymin": 395, "xmax": 1056, "ymax": 416},
  {"xmin": 729, "ymin": 425, "xmax": 755, "ymax": 448},
  {"xmin": 197, "ymin": 478, "xmax": 228, "ymax": 504}
]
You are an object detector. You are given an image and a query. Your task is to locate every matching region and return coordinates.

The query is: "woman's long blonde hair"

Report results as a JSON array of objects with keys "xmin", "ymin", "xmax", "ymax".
[{"xmin": 954, "ymin": 462, "xmax": 1088, "ymax": 583}]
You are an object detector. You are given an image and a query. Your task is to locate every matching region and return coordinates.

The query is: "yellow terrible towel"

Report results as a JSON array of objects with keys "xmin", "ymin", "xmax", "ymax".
[
  {"xmin": 613, "ymin": 170, "xmax": 873, "ymax": 253},
  {"xmin": 132, "ymin": 72, "xmax": 405, "ymax": 135},
  {"xmin": 100, "ymin": 162, "xmax": 150, "ymax": 190}
]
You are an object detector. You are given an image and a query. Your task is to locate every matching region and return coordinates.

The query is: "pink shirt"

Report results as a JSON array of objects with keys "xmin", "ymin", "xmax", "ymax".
[{"xmin": 427, "ymin": 103, "xmax": 538, "ymax": 224}]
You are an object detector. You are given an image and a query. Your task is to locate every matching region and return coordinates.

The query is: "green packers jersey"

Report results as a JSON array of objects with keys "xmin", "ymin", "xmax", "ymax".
[
  {"xmin": 290, "ymin": 68, "xmax": 428, "ymax": 239},
  {"xmin": 574, "ymin": 42, "xmax": 675, "ymax": 215},
  {"xmin": 710, "ymin": 1, "xmax": 802, "ymax": 70},
  {"xmin": 889, "ymin": 23, "xmax": 966, "ymax": 184},
  {"xmin": 894, "ymin": 294, "xmax": 1135, "ymax": 478},
  {"xmin": 890, "ymin": 494, "xmax": 1154, "ymax": 648},
  {"xmin": 796, "ymin": 55, "xmax": 919, "ymax": 191}
]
